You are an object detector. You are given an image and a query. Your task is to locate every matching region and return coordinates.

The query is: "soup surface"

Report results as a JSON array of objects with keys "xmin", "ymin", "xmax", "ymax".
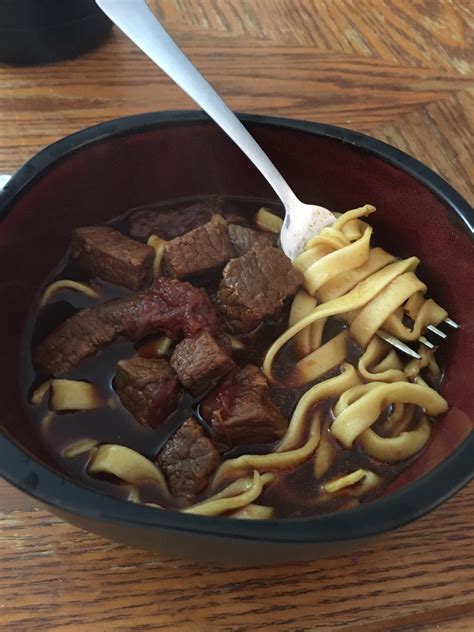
[{"xmin": 21, "ymin": 195, "xmax": 449, "ymax": 519}]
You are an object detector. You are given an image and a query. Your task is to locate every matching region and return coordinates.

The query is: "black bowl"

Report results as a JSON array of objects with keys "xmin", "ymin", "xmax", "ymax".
[{"xmin": 0, "ymin": 112, "xmax": 472, "ymax": 564}]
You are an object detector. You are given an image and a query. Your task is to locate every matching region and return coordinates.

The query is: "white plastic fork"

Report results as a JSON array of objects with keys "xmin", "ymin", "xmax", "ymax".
[{"xmin": 96, "ymin": 0, "xmax": 336, "ymax": 261}]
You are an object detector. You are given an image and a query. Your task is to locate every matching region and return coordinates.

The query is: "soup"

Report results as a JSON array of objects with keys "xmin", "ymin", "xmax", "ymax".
[{"xmin": 21, "ymin": 196, "xmax": 449, "ymax": 519}]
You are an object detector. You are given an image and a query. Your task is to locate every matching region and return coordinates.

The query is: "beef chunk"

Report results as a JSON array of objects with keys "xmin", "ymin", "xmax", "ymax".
[
  {"xmin": 158, "ymin": 417, "xmax": 221, "ymax": 503},
  {"xmin": 129, "ymin": 200, "xmax": 219, "ymax": 241},
  {"xmin": 122, "ymin": 277, "xmax": 226, "ymax": 342},
  {"xmin": 217, "ymin": 246, "xmax": 302, "ymax": 332},
  {"xmin": 163, "ymin": 215, "xmax": 236, "ymax": 279},
  {"xmin": 71, "ymin": 226, "xmax": 154, "ymax": 290},
  {"xmin": 205, "ymin": 365, "xmax": 288, "ymax": 449},
  {"xmin": 227, "ymin": 224, "xmax": 276, "ymax": 255},
  {"xmin": 170, "ymin": 330, "xmax": 234, "ymax": 396},
  {"xmin": 34, "ymin": 295, "xmax": 134, "ymax": 375},
  {"xmin": 115, "ymin": 356, "xmax": 179, "ymax": 427},
  {"xmin": 35, "ymin": 278, "xmax": 225, "ymax": 375}
]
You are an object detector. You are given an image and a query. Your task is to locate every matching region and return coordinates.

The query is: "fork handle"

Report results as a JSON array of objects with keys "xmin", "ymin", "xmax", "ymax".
[{"xmin": 96, "ymin": 0, "xmax": 299, "ymax": 210}]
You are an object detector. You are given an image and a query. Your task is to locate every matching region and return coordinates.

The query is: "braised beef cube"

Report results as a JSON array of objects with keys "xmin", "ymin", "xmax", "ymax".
[
  {"xmin": 227, "ymin": 224, "xmax": 276, "ymax": 255},
  {"xmin": 129, "ymin": 199, "xmax": 222, "ymax": 241},
  {"xmin": 207, "ymin": 365, "xmax": 287, "ymax": 448},
  {"xmin": 158, "ymin": 417, "xmax": 221, "ymax": 503},
  {"xmin": 122, "ymin": 278, "xmax": 226, "ymax": 342},
  {"xmin": 163, "ymin": 215, "xmax": 236, "ymax": 279},
  {"xmin": 218, "ymin": 246, "xmax": 302, "ymax": 332},
  {"xmin": 34, "ymin": 295, "xmax": 134, "ymax": 375},
  {"xmin": 71, "ymin": 226, "xmax": 154, "ymax": 290},
  {"xmin": 115, "ymin": 356, "xmax": 179, "ymax": 428},
  {"xmin": 170, "ymin": 330, "xmax": 234, "ymax": 396}
]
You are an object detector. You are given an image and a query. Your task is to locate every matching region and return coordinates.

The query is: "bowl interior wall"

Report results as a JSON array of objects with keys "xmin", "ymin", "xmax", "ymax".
[{"xmin": 0, "ymin": 119, "xmax": 472, "ymax": 486}]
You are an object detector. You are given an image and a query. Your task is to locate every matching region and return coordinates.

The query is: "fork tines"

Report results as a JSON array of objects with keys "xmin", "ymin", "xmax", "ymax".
[
  {"xmin": 377, "ymin": 330, "xmax": 422, "ymax": 360},
  {"xmin": 377, "ymin": 316, "xmax": 459, "ymax": 360},
  {"xmin": 445, "ymin": 317, "xmax": 460, "ymax": 328},
  {"xmin": 426, "ymin": 324, "xmax": 447, "ymax": 339}
]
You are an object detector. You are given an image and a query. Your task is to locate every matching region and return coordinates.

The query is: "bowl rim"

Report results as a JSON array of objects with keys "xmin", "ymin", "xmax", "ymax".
[{"xmin": 0, "ymin": 110, "xmax": 472, "ymax": 544}]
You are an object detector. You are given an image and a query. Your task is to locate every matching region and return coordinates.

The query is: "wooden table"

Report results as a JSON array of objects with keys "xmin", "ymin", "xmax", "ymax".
[{"xmin": 0, "ymin": 1, "xmax": 472, "ymax": 629}]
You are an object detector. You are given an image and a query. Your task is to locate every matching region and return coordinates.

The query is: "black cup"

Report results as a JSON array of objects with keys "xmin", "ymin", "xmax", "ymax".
[{"xmin": 0, "ymin": 0, "xmax": 112, "ymax": 65}]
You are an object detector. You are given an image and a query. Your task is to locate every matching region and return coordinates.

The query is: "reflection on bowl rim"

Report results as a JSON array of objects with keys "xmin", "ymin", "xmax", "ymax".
[{"xmin": 0, "ymin": 110, "xmax": 472, "ymax": 545}]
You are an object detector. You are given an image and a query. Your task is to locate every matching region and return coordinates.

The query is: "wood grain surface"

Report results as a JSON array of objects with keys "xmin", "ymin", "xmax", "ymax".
[{"xmin": 0, "ymin": 1, "xmax": 472, "ymax": 630}]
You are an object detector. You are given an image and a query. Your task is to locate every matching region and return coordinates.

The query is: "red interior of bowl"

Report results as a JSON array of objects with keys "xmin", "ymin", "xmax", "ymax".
[{"xmin": 0, "ymin": 119, "xmax": 472, "ymax": 489}]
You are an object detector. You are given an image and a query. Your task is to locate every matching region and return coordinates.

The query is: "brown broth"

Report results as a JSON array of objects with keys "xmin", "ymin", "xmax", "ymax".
[{"xmin": 20, "ymin": 195, "xmax": 440, "ymax": 518}]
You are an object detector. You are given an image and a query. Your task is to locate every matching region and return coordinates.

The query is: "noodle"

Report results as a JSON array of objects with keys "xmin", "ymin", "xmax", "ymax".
[
  {"xmin": 49, "ymin": 379, "xmax": 104, "ymax": 412},
  {"xmin": 254, "ymin": 204, "xmax": 449, "ymax": 512},
  {"xmin": 295, "ymin": 330, "xmax": 349, "ymax": 383},
  {"xmin": 357, "ymin": 416, "xmax": 432, "ymax": 462},
  {"xmin": 317, "ymin": 247, "xmax": 395, "ymax": 303},
  {"xmin": 263, "ymin": 256, "xmax": 421, "ymax": 383},
  {"xmin": 229, "ymin": 504, "xmax": 274, "ymax": 520},
  {"xmin": 280, "ymin": 363, "xmax": 360, "ymax": 451},
  {"xmin": 323, "ymin": 469, "xmax": 367, "ymax": 493},
  {"xmin": 297, "ymin": 222, "xmax": 373, "ymax": 294},
  {"xmin": 183, "ymin": 471, "xmax": 275, "ymax": 516},
  {"xmin": 349, "ymin": 272, "xmax": 426, "ymax": 346},
  {"xmin": 383, "ymin": 294, "xmax": 447, "ymax": 341},
  {"xmin": 331, "ymin": 382, "xmax": 447, "ymax": 448},
  {"xmin": 30, "ymin": 380, "xmax": 52, "ymax": 405},
  {"xmin": 210, "ymin": 414, "xmax": 322, "ymax": 490},
  {"xmin": 288, "ymin": 289, "xmax": 318, "ymax": 355},
  {"xmin": 63, "ymin": 438, "xmax": 99, "ymax": 459},
  {"xmin": 88, "ymin": 444, "xmax": 169, "ymax": 490},
  {"xmin": 314, "ymin": 423, "xmax": 335, "ymax": 479},
  {"xmin": 319, "ymin": 470, "xmax": 382, "ymax": 500},
  {"xmin": 136, "ymin": 335, "xmax": 173, "ymax": 358},
  {"xmin": 358, "ymin": 337, "xmax": 405, "ymax": 383},
  {"xmin": 147, "ymin": 234, "xmax": 166, "ymax": 278},
  {"xmin": 39, "ymin": 279, "xmax": 100, "ymax": 307},
  {"xmin": 255, "ymin": 207, "xmax": 283, "ymax": 233}
]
